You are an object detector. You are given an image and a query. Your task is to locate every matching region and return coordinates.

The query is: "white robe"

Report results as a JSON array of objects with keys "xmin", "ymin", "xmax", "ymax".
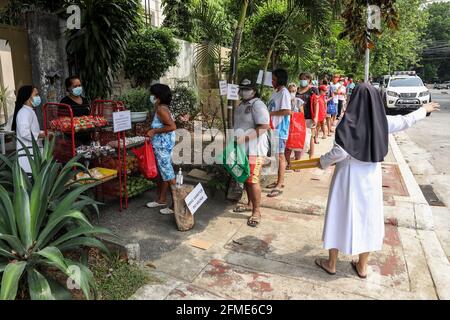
[
  {"xmin": 16, "ymin": 105, "xmax": 42, "ymax": 173},
  {"xmin": 320, "ymin": 108, "xmax": 427, "ymax": 255}
]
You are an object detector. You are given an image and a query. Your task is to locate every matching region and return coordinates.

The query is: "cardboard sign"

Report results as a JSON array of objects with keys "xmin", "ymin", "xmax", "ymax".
[
  {"xmin": 219, "ymin": 80, "xmax": 228, "ymax": 96},
  {"xmin": 113, "ymin": 110, "xmax": 132, "ymax": 133},
  {"xmin": 185, "ymin": 183, "xmax": 208, "ymax": 215},
  {"xmin": 256, "ymin": 70, "xmax": 273, "ymax": 87},
  {"xmin": 227, "ymin": 84, "xmax": 240, "ymax": 101}
]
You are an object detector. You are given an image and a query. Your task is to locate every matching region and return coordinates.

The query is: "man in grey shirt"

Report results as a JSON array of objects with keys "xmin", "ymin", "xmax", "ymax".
[{"xmin": 233, "ymin": 79, "xmax": 270, "ymax": 227}]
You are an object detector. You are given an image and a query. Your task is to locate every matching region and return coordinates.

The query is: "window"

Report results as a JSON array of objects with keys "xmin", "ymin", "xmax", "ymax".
[
  {"xmin": 389, "ymin": 78, "xmax": 424, "ymax": 87},
  {"xmin": 143, "ymin": 0, "xmax": 152, "ymax": 25}
]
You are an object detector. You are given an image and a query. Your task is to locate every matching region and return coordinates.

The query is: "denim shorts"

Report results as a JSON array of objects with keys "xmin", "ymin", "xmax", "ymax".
[{"xmin": 278, "ymin": 138, "xmax": 287, "ymax": 154}]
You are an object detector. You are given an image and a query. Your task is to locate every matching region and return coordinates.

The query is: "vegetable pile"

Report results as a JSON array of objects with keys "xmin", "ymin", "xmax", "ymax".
[{"xmin": 126, "ymin": 175, "xmax": 156, "ymax": 198}]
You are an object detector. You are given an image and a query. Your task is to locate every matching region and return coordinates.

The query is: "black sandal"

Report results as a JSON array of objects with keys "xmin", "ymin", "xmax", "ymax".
[
  {"xmin": 351, "ymin": 261, "xmax": 367, "ymax": 279},
  {"xmin": 267, "ymin": 189, "xmax": 283, "ymax": 198},
  {"xmin": 247, "ymin": 215, "xmax": 261, "ymax": 228},
  {"xmin": 315, "ymin": 258, "xmax": 336, "ymax": 275}
]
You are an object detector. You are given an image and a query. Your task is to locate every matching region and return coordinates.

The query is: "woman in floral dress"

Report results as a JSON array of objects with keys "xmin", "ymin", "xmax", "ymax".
[{"xmin": 145, "ymin": 84, "xmax": 177, "ymax": 215}]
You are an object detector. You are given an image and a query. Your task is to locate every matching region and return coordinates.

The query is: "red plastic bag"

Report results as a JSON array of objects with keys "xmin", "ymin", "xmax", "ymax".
[
  {"xmin": 131, "ymin": 141, "xmax": 158, "ymax": 179},
  {"xmin": 286, "ymin": 112, "xmax": 306, "ymax": 150}
]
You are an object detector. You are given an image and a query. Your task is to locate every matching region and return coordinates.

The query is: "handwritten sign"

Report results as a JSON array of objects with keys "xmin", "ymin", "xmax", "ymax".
[
  {"xmin": 113, "ymin": 110, "xmax": 132, "ymax": 133},
  {"xmin": 256, "ymin": 70, "xmax": 273, "ymax": 87},
  {"xmin": 219, "ymin": 80, "xmax": 228, "ymax": 96},
  {"xmin": 227, "ymin": 84, "xmax": 240, "ymax": 101},
  {"xmin": 185, "ymin": 183, "xmax": 208, "ymax": 215}
]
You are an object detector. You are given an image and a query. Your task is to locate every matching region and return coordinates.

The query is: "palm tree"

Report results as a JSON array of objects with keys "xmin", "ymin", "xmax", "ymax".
[
  {"xmin": 193, "ymin": 0, "xmax": 232, "ymax": 135},
  {"xmin": 66, "ymin": 0, "xmax": 142, "ymax": 99},
  {"xmin": 339, "ymin": 0, "xmax": 400, "ymax": 54},
  {"xmin": 258, "ymin": 0, "xmax": 341, "ymax": 83}
]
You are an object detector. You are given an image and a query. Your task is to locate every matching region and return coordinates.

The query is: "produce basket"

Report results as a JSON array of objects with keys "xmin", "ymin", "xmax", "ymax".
[{"xmin": 74, "ymin": 167, "xmax": 118, "ymax": 184}]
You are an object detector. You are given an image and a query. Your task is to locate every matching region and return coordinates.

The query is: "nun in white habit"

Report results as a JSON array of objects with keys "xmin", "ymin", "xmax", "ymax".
[{"xmin": 315, "ymin": 83, "xmax": 440, "ymax": 278}]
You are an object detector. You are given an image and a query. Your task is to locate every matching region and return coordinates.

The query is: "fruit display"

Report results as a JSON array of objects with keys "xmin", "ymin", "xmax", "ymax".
[
  {"xmin": 50, "ymin": 116, "xmax": 108, "ymax": 132},
  {"xmin": 109, "ymin": 136, "xmax": 146, "ymax": 149},
  {"xmin": 126, "ymin": 155, "xmax": 139, "ymax": 173},
  {"xmin": 126, "ymin": 175, "xmax": 156, "ymax": 198},
  {"xmin": 76, "ymin": 144, "xmax": 115, "ymax": 159}
]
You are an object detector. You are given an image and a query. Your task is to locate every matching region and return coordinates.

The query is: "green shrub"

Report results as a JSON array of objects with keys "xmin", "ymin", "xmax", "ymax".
[
  {"xmin": 125, "ymin": 27, "xmax": 180, "ymax": 87},
  {"xmin": 0, "ymin": 138, "xmax": 112, "ymax": 300},
  {"xmin": 171, "ymin": 85, "xmax": 199, "ymax": 124},
  {"xmin": 118, "ymin": 87, "xmax": 152, "ymax": 113}
]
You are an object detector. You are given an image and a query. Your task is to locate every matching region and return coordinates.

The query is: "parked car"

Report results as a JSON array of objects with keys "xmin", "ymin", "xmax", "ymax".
[
  {"xmin": 383, "ymin": 72, "xmax": 431, "ymax": 115},
  {"xmin": 434, "ymin": 81, "xmax": 450, "ymax": 90}
]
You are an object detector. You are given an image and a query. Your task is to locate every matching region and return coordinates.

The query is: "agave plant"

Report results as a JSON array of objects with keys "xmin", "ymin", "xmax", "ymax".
[{"xmin": 0, "ymin": 137, "xmax": 113, "ymax": 300}]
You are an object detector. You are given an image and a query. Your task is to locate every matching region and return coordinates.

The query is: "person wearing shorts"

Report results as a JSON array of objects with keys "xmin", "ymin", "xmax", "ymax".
[
  {"xmin": 233, "ymin": 79, "xmax": 270, "ymax": 228},
  {"xmin": 145, "ymin": 84, "xmax": 177, "ymax": 215},
  {"xmin": 267, "ymin": 69, "xmax": 292, "ymax": 198}
]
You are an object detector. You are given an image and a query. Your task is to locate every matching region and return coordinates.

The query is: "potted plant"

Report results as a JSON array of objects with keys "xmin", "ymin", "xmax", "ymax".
[{"xmin": 118, "ymin": 88, "xmax": 152, "ymax": 123}]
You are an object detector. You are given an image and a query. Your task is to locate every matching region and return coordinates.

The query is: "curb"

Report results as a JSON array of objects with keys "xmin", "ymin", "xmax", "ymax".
[
  {"xmin": 389, "ymin": 136, "xmax": 434, "ymax": 231},
  {"xmin": 390, "ymin": 134, "xmax": 450, "ymax": 300}
]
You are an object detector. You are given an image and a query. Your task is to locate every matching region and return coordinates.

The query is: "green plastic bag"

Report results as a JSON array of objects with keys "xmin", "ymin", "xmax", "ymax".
[{"xmin": 220, "ymin": 141, "xmax": 250, "ymax": 183}]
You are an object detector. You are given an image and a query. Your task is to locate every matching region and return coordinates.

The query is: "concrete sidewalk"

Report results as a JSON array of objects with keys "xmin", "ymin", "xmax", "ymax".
[{"xmin": 98, "ymin": 133, "xmax": 450, "ymax": 300}]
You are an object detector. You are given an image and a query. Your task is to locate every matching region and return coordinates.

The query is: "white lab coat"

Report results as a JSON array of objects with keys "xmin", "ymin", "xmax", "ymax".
[
  {"xmin": 15, "ymin": 105, "xmax": 42, "ymax": 173},
  {"xmin": 320, "ymin": 108, "xmax": 427, "ymax": 255}
]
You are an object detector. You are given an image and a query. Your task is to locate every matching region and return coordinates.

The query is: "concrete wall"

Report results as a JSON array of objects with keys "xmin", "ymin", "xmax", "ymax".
[
  {"xmin": 160, "ymin": 39, "xmax": 197, "ymax": 88},
  {"xmin": 0, "ymin": 25, "xmax": 32, "ymax": 90},
  {"xmin": 26, "ymin": 12, "xmax": 69, "ymax": 127},
  {"xmin": 0, "ymin": 40, "xmax": 16, "ymax": 128}
]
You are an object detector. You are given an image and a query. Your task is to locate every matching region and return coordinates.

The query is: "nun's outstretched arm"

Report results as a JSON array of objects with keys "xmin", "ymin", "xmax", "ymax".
[
  {"xmin": 387, "ymin": 103, "xmax": 440, "ymax": 134},
  {"xmin": 320, "ymin": 143, "xmax": 348, "ymax": 170},
  {"xmin": 386, "ymin": 107, "xmax": 427, "ymax": 134}
]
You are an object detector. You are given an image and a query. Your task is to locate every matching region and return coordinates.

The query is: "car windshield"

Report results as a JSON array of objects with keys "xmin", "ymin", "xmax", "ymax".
[{"xmin": 390, "ymin": 78, "xmax": 423, "ymax": 87}]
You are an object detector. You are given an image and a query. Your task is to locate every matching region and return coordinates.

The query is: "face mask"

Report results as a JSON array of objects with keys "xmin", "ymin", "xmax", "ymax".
[
  {"xmin": 32, "ymin": 96, "xmax": 41, "ymax": 108},
  {"xmin": 241, "ymin": 90, "xmax": 254, "ymax": 101},
  {"xmin": 150, "ymin": 95, "xmax": 157, "ymax": 105},
  {"xmin": 290, "ymin": 93, "xmax": 296, "ymax": 99},
  {"xmin": 72, "ymin": 86, "xmax": 83, "ymax": 97},
  {"xmin": 300, "ymin": 80, "xmax": 309, "ymax": 87}
]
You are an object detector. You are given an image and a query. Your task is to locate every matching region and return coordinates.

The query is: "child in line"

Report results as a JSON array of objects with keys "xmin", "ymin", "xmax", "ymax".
[
  {"xmin": 316, "ymin": 85, "xmax": 330, "ymax": 141},
  {"xmin": 285, "ymin": 83, "xmax": 305, "ymax": 171}
]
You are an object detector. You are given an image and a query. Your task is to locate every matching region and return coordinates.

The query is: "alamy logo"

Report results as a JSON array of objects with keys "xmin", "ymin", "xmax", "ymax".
[
  {"xmin": 367, "ymin": 5, "xmax": 381, "ymax": 30},
  {"xmin": 67, "ymin": 5, "xmax": 81, "ymax": 30},
  {"xmin": 66, "ymin": 265, "xmax": 81, "ymax": 290}
]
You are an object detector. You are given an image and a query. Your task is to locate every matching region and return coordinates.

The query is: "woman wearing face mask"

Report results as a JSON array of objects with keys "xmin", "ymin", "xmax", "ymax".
[
  {"xmin": 145, "ymin": 84, "xmax": 177, "ymax": 215},
  {"xmin": 60, "ymin": 76, "xmax": 90, "ymax": 117},
  {"xmin": 12, "ymin": 85, "xmax": 46, "ymax": 174},
  {"xmin": 60, "ymin": 76, "xmax": 91, "ymax": 145}
]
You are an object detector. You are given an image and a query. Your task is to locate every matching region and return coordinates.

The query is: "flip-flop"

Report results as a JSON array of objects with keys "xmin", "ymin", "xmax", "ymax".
[
  {"xmin": 315, "ymin": 258, "xmax": 336, "ymax": 275},
  {"xmin": 233, "ymin": 205, "xmax": 252, "ymax": 213},
  {"xmin": 247, "ymin": 215, "xmax": 261, "ymax": 228},
  {"xmin": 146, "ymin": 201, "xmax": 167, "ymax": 208},
  {"xmin": 265, "ymin": 183, "xmax": 284, "ymax": 189},
  {"xmin": 267, "ymin": 189, "xmax": 283, "ymax": 198},
  {"xmin": 351, "ymin": 261, "xmax": 367, "ymax": 279}
]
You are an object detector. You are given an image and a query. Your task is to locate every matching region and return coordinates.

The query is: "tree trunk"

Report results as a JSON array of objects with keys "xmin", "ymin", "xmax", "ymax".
[{"xmin": 227, "ymin": 0, "xmax": 249, "ymax": 129}]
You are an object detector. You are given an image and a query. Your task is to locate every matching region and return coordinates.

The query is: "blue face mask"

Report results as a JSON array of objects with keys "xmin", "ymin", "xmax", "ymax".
[
  {"xmin": 300, "ymin": 80, "xmax": 309, "ymax": 88},
  {"xmin": 32, "ymin": 96, "xmax": 41, "ymax": 108},
  {"xmin": 149, "ymin": 95, "xmax": 157, "ymax": 105},
  {"xmin": 72, "ymin": 86, "xmax": 83, "ymax": 97}
]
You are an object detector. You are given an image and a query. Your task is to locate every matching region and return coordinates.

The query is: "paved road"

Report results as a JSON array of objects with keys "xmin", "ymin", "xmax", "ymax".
[
  {"xmin": 396, "ymin": 89, "xmax": 450, "ymax": 261},
  {"xmin": 406, "ymin": 89, "xmax": 450, "ymax": 176}
]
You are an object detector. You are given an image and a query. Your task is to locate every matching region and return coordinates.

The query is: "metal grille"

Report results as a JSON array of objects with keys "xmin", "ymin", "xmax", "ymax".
[{"xmin": 399, "ymin": 93, "xmax": 417, "ymax": 98}]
